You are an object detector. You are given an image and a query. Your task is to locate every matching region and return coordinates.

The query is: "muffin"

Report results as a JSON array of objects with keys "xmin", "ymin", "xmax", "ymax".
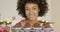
[
  {"xmin": 13, "ymin": 23, "xmax": 22, "ymax": 28},
  {"xmin": 43, "ymin": 23, "xmax": 51, "ymax": 28},
  {"xmin": 33, "ymin": 22, "xmax": 41, "ymax": 28},
  {"xmin": 24, "ymin": 22, "xmax": 31, "ymax": 28}
]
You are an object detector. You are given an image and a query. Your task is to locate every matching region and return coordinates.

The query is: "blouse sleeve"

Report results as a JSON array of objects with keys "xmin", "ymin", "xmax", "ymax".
[{"xmin": 13, "ymin": 20, "xmax": 25, "ymax": 28}]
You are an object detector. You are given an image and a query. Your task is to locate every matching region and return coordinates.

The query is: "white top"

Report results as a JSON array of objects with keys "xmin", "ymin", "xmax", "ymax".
[{"xmin": 11, "ymin": 16, "xmax": 25, "ymax": 26}]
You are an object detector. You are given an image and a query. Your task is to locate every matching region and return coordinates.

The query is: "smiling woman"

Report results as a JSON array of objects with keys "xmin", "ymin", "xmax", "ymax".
[
  {"xmin": 17, "ymin": 0, "xmax": 48, "ymax": 18},
  {"xmin": 12, "ymin": 0, "xmax": 53, "ymax": 32},
  {"xmin": 13, "ymin": 0, "xmax": 50, "ymax": 29}
]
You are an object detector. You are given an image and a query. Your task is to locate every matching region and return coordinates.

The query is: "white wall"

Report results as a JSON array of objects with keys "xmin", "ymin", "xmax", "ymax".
[
  {"xmin": 0, "ymin": 0, "xmax": 18, "ymax": 20},
  {"xmin": 51, "ymin": 0, "xmax": 60, "ymax": 32},
  {"xmin": 0, "ymin": 0, "xmax": 51, "ymax": 21}
]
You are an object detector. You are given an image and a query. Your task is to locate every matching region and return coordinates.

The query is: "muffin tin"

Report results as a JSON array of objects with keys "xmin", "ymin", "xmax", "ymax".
[{"xmin": 12, "ymin": 22, "xmax": 53, "ymax": 32}]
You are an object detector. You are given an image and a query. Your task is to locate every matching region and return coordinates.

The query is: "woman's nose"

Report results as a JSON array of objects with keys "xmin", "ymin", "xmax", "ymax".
[{"xmin": 29, "ymin": 10, "xmax": 34, "ymax": 15}]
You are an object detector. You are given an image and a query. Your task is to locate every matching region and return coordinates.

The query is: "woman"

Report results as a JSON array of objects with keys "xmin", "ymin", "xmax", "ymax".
[
  {"xmin": 12, "ymin": 0, "xmax": 52, "ymax": 32},
  {"xmin": 13, "ymin": 0, "xmax": 51, "ymax": 30}
]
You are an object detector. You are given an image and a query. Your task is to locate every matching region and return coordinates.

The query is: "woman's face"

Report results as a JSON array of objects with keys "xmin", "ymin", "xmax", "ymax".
[{"xmin": 25, "ymin": 3, "xmax": 40, "ymax": 20}]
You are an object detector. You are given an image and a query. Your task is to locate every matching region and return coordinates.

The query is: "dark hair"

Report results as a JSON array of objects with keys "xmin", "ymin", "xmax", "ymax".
[{"xmin": 16, "ymin": 0, "xmax": 48, "ymax": 18}]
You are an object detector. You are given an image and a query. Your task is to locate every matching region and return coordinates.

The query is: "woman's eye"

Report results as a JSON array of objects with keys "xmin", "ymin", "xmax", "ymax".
[{"xmin": 32, "ymin": 7, "xmax": 36, "ymax": 10}]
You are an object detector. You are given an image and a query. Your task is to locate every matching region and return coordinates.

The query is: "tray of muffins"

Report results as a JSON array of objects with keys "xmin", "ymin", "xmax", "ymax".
[{"xmin": 12, "ymin": 20, "xmax": 53, "ymax": 32}]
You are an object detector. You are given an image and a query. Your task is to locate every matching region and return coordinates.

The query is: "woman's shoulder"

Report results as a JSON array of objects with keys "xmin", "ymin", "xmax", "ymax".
[
  {"xmin": 13, "ymin": 20, "xmax": 25, "ymax": 28},
  {"xmin": 11, "ymin": 17, "xmax": 25, "ymax": 25}
]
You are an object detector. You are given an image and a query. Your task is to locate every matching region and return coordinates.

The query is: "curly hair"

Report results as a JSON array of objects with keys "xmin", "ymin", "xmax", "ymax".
[{"xmin": 16, "ymin": 0, "xmax": 48, "ymax": 18}]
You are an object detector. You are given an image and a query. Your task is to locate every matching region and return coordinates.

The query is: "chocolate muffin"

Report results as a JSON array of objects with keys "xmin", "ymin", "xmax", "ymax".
[
  {"xmin": 24, "ymin": 22, "xmax": 31, "ymax": 28},
  {"xmin": 33, "ymin": 22, "xmax": 41, "ymax": 28},
  {"xmin": 43, "ymin": 23, "xmax": 51, "ymax": 28},
  {"xmin": 13, "ymin": 23, "xmax": 22, "ymax": 28}
]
